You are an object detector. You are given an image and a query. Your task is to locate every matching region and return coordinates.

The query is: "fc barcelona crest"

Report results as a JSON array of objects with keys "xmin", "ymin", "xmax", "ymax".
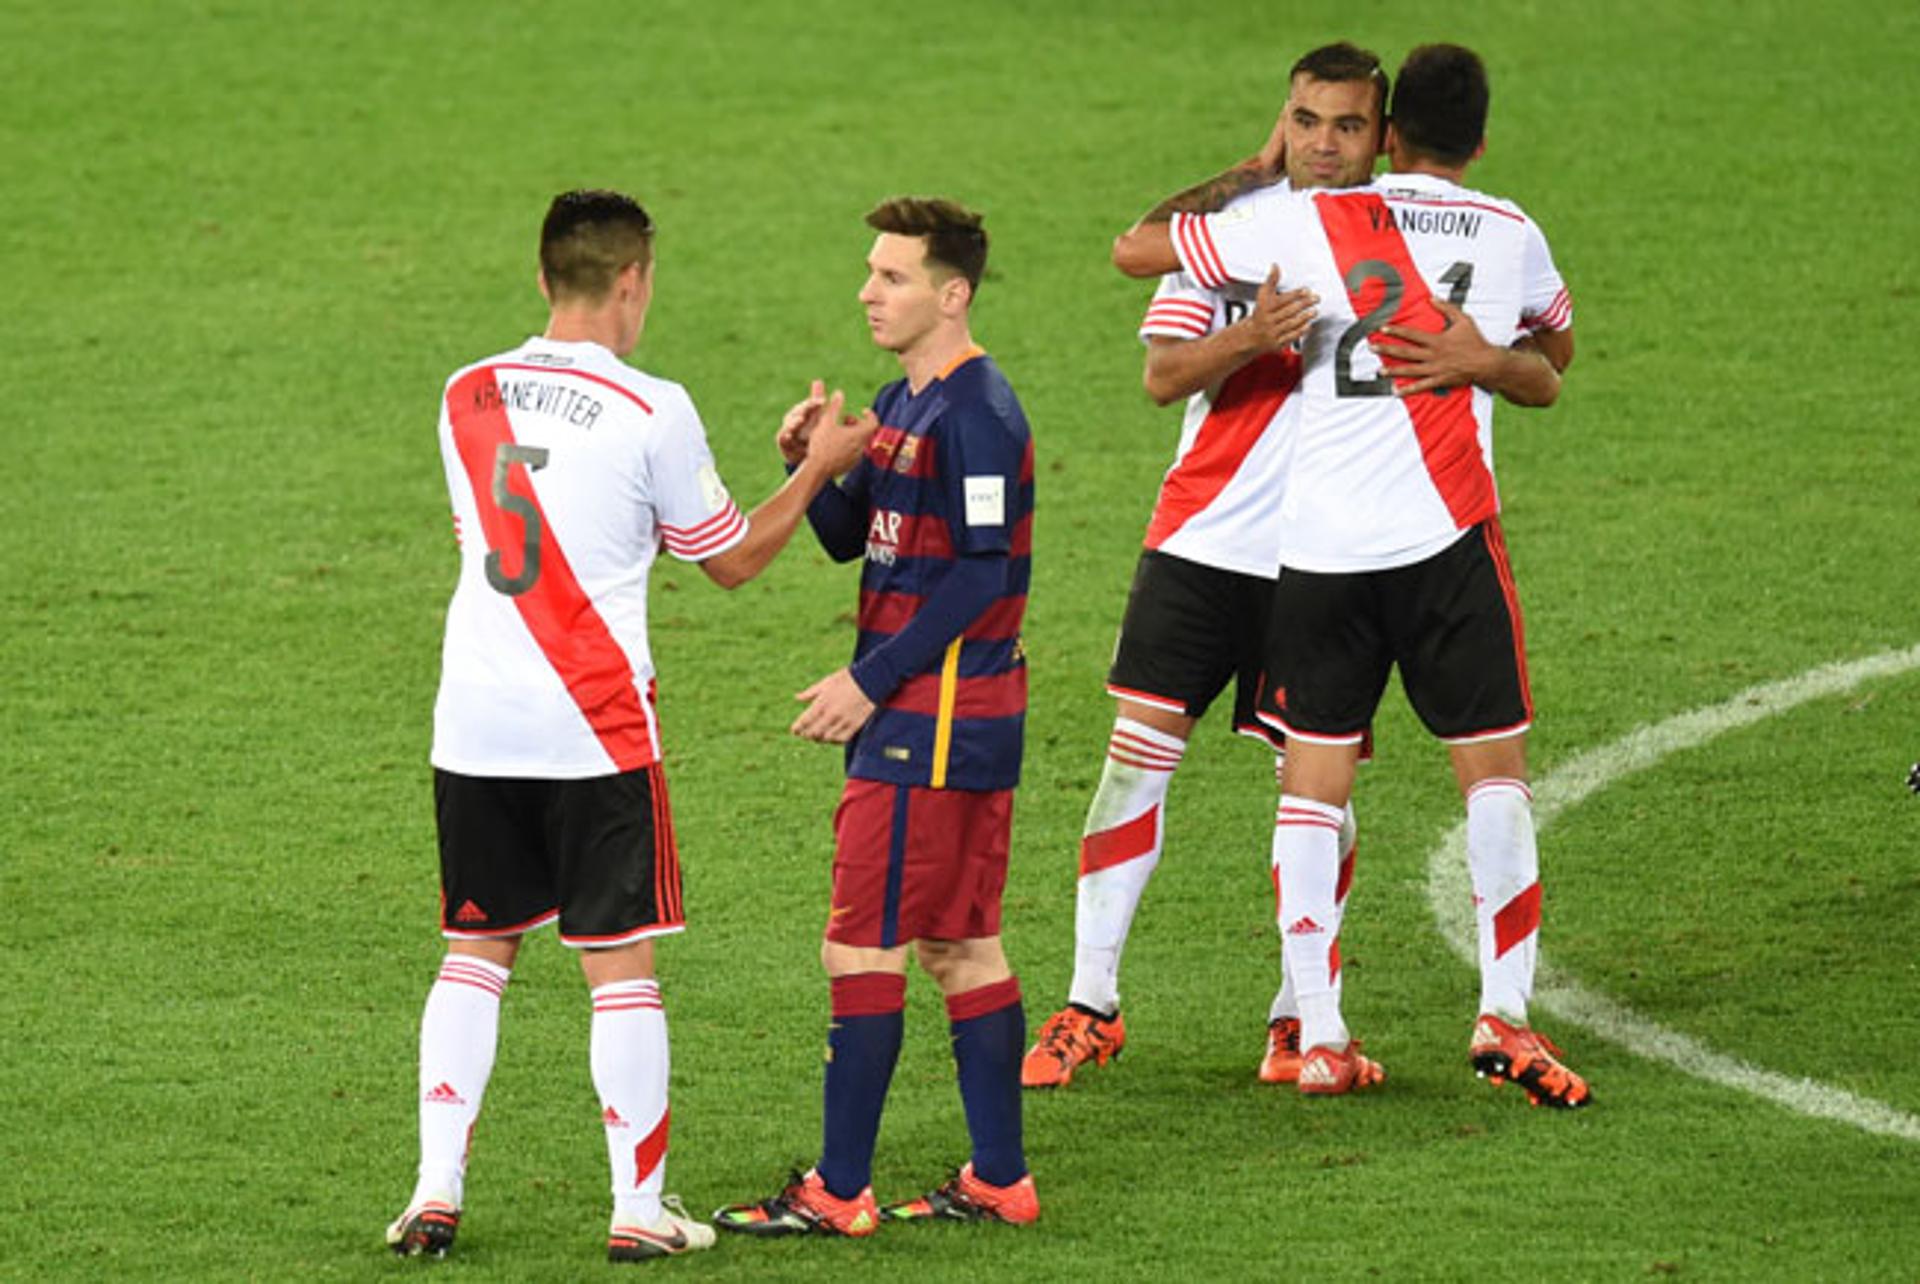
[{"xmin": 892, "ymin": 436, "xmax": 919, "ymax": 475}]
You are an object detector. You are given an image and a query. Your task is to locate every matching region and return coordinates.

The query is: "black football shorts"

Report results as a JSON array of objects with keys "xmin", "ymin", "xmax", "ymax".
[
  {"xmin": 432, "ymin": 763, "xmax": 685, "ymax": 947},
  {"xmin": 1257, "ymin": 521, "xmax": 1531, "ymax": 744},
  {"xmin": 1105, "ymin": 549, "xmax": 1280, "ymax": 747}
]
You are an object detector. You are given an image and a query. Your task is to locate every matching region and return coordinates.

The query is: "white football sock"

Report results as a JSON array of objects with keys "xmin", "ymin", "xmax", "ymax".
[
  {"xmin": 1067, "ymin": 717, "xmax": 1185, "ymax": 1016},
  {"xmin": 411, "ymin": 954, "xmax": 510, "ymax": 1208},
  {"xmin": 592, "ymin": 979, "xmax": 671, "ymax": 1225},
  {"xmin": 1272, "ymin": 795, "xmax": 1348, "ymax": 1050},
  {"xmin": 1466, "ymin": 777, "xmax": 1540, "ymax": 1025},
  {"xmin": 1271, "ymin": 794, "xmax": 1358, "ymax": 1023}
]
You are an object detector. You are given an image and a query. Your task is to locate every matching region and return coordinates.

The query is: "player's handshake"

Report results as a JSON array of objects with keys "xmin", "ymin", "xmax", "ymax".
[
  {"xmin": 776, "ymin": 378, "xmax": 829, "ymax": 464},
  {"xmin": 806, "ymin": 403, "xmax": 878, "ymax": 476},
  {"xmin": 778, "ymin": 379, "xmax": 877, "ymax": 475}
]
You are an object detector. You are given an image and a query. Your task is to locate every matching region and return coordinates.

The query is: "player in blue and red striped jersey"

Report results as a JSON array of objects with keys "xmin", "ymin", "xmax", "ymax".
[{"xmin": 715, "ymin": 197, "xmax": 1039, "ymax": 1238}]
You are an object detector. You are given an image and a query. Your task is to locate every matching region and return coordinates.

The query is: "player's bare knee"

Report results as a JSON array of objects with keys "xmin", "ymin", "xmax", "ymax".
[
  {"xmin": 1114, "ymin": 698, "xmax": 1195, "ymax": 741},
  {"xmin": 1279, "ymin": 739, "xmax": 1360, "ymax": 805},
  {"xmin": 578, "ymin": 938, "xmax": 655, "ymax": 988},
  {"xmin": 821, "ymin": 938, "xmax": 907, "ymax": 977},
  {"xmin": 1450, "ymin": 735, "xmax": 1529, "ymax": 794},
  {"xmin": 449, "ymin": 936, "xmax": 521, "ymax": 971},
  {"xmin": 915, "ymin": 938, "xmax": 957, "ymax": 983},
  {"xmin": 919, "ymin": 937, "xmax": 1010, "ymax": 994}
]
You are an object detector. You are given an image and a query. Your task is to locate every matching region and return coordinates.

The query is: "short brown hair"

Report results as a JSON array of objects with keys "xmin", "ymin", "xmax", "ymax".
[
  {"xmin": 864, "ymin": 197, "xmax": 988, "ymax": 294},
  {"xmin": 1290, "ymin": 41, "xmax": 1389, "ymax": 118},
  {"xmin": 540, "ymin": 189, "xmax": 655, "ymax": 302}
]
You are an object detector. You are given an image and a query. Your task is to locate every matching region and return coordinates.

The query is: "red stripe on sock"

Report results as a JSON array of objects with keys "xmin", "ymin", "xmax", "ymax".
[
  {"xmin": 631, "ymin": 1109, "xmax": 670, "ymax": 1188},
  {"xmin": 1108, "ymin": 751, "xmax": 1180, "ymax": 773},
  {"xmin": 831, "ymin": 970, "xmax": 907, "ymax": 1018},
  {"xmin": 1109, "ymin": 729, "xmax": 1183, "ymax": 765},
  {"xmin": 438, "ymin": 963, "xmax": 507, "ymax": 997},
  {"xmin": 1079, "ymin": 805, "xmax": 1159, "ymax": 875},
  {"xmin": 1275, "ymin": 809, "xmax": 1341, "ymax": 832},
  {"xmin": 1469, "ymin": 775, "xmax": 1532, "ymax": 804},
  {"xmin": 593, "ymin": 980, "xmax": 660, "ymax": 1014},
  {"xmin": 1493, "ymin": 882, "xmax": 1542, "ymax": 959},
  {"xmin": 946, "ymin": 975, "xmax": 1022, "ymax": 1023}
]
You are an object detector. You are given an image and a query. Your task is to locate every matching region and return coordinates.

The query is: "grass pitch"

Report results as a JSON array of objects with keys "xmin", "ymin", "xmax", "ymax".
[{"xmin": 5, "ymin": 1, "xmax": 1919, "ymax": 1279}]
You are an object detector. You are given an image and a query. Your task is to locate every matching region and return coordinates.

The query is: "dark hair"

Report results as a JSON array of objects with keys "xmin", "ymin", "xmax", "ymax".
[
  {"xmin": 1389, "ymin": 44, "xmax": 1489, "ymax": 166},
  {"xmin": 864, "ymin": 196, "xmax": 988, "ymax": 294},
  {"xmin": 539, "ymin": 189, "xmax": 655, "ymax": 302},
  {"xmin": 1290, "ymin": 41, "xmax": 1389, "ymax": 118}
]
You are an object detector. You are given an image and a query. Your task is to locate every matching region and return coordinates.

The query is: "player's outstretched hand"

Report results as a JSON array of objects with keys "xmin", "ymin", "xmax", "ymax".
[
  {"xmin": 805, "ymin": 400, "xmax": 877, "ymax": 476},
  {"xmin": 792, "ymin": 667, "xmax": 876, "ymax": 743},
  {"xmin": 1371, "ymin": 298, "xmax": 1495, "ymax": 397},
  {"xmin": 1250, "ymin": 265, "xmax": 1318, "ymax": 352},
  {"xmin": 777, "ymin": 379, "xmax": 829, "ymax": 465}
]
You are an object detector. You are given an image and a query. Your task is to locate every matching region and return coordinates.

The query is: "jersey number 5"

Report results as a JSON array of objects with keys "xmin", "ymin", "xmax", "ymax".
[
  {"xmin": 1334, "ymin": 259, "xmax": 1473, "ymax": 398},
  {"xmin": 485, "ymin": 443, "xmax": 550, "ymax": 596}
]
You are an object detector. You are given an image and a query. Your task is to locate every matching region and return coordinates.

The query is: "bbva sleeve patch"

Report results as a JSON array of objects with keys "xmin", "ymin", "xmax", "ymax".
[{"xmin": 963, "ymin": 475, "xmax": 1005, "ymax": 527}]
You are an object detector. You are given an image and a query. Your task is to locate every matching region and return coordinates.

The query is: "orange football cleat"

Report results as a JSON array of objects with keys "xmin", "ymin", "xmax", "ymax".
[
  {"xmin": 713, "ymin": 1168, "xmax": 879, "ymax": 1237},
  {"xmin": 1470, "ymin": 1015, "xmax": 1591, "ymax": 1109},
  {"xmin": 882, "ymin": 1163, "xmax": 1039, "ymax": 1225},
  {"xmin": 1020, "ymin": 1005, "xmax": 1126, "ymax": 1088},
  {"xmin": 1260, "ymin": 1016, "xmax": 1304, "ymax": 1084},
  {"xmin": 1297, "ymin": 1041, "xmax": 1386, "ymax": 1096}
]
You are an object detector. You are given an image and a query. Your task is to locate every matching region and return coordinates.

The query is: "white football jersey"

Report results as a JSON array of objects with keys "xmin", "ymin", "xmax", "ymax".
[
  {"xmin": 1172, "ymin": 173, "xmax": 1571, "ymax": 572},
  {"xmin": 1135, "ymin": 260, "xmax": 1303, "ymax": 580},
  {"xmin": 431, "ymin": 336, "xmax": 745, "ymax": 778}
]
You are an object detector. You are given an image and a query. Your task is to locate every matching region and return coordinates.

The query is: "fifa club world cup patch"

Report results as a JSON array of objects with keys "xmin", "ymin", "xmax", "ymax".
[
  {"xmin": 964, "ymin": 475, "xmax": 1005, "ymax": 527},
  {"xmin": 697, "ymin": 464, "xmax": 728, "ymax": 513}
]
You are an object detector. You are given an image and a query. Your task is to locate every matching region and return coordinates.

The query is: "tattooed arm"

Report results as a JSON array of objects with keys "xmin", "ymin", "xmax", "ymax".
[
  {"xmin": 1112, "ymin": 155, "xmax": 1280, "ymax": 277},
  {"xmin": 1136, "ymin": 157, "xmax": 1277, "ymax": 224}
]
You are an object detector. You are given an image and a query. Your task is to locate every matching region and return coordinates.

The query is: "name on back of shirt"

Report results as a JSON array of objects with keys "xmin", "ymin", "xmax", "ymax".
[
  {"xmin": 475, "ymin": 377, "xmax": 604, "ymax": 429},
  {"xmin": 1366, "ymin": 202, "xmax": 1485, "ymax": 240}
]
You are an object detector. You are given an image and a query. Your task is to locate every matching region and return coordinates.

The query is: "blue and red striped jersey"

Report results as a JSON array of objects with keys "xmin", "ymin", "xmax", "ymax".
[{"xmin": 809, "ymin": 349, "xmax": 1034, "ymax": 790}]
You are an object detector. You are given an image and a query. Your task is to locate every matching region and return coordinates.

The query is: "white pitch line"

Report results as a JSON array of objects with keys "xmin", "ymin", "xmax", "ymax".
[{"xmin": 1425, "ymin": 642, "xmax": 1920, "ymax": 1141}]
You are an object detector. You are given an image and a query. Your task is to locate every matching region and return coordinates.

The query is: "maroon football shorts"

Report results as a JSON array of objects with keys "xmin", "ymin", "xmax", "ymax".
[{"xmin": 826, "ymin": 779, "xmax": 1013, "ymax": 948}]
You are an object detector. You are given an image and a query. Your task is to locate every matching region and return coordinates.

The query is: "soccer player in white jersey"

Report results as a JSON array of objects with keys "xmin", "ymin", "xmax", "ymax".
[
  {"xmin": 385, "ymin": 190, "xmax": 875, "ymax": 1262},
  {"xmin": 1022, "ymin": 43, "xmax": 1385, "ymax": 1092},
  {"xmin": 1113, "ymin": 44, "xmax": 1588, "ymax": 1107}
]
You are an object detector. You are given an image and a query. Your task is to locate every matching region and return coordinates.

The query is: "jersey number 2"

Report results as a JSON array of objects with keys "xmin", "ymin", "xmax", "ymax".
[
  {"xmin": 1334, "ymin": 259, "xmax": 1473, "ymax": 398},
  {"xmin": 485, "ymin": 443, "xmax": 550, "ymax": 596}
]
